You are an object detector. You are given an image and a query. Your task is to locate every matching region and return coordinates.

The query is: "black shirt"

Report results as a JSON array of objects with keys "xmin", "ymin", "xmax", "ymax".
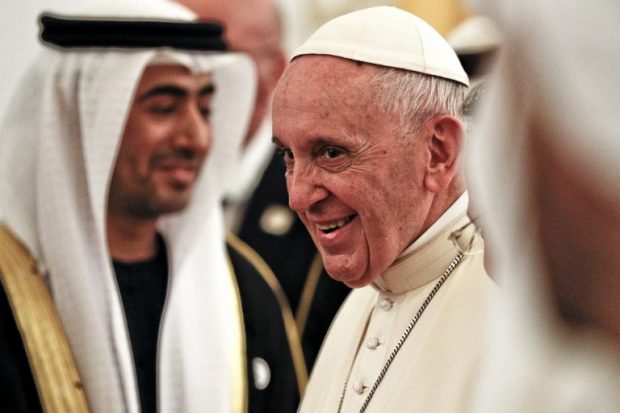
[
  {"xmin": 113, "ymin": 235, "xmax": 168, "ymax": 413},
  {"xmin": 0, "ymin": 280, "xmax": 44, "ymax": 413}
]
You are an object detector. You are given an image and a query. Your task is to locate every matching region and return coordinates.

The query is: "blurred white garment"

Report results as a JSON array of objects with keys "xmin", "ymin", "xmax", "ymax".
[
  {"xmin": 223, "ymin": 117, "xmax": 274, "ymax": 230},
  {"xmin": 466, "ymin": 1, "xmax": 620, "ymax": 411}
]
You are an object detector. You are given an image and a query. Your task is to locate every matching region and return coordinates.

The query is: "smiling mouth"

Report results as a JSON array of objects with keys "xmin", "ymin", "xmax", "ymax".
[{"xmin": 318, "ymin": 214, "xmax": 356, "ymax": 234}]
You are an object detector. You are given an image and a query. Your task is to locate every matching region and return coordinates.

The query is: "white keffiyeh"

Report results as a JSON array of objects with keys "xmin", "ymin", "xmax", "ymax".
[{"xmin": 0, "ymin": 1, "xmax": 256, "ymax": 412}]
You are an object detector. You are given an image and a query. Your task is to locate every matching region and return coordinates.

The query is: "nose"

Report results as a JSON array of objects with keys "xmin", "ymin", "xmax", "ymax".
[
  {"xmin": 287, "ymin": 164, "xmax": 329, "ymax": 214},
  {"xmin": 173, "ymin": 104, "xmax": 210, "ymax": 154}
]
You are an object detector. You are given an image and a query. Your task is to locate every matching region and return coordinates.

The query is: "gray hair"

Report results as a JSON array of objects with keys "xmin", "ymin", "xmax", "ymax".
[{"xmin": 371, "ymin": 67, "xmax": 468, "ymax": 137}]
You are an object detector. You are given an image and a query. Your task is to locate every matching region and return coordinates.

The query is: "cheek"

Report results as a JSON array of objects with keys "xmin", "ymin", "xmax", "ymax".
[
  {"xmin": 350, "ymin": 189, "xmax": 396, "ymax": 256},
  {"xmin": 363, "ymin": 209, "xmax": 399, "ymax": 256},
  {"xmin": 353, "ymin": 171, "xmax": 403, "ymax": 224},
  {"xmin": 114, "ymin": 141, "xmax": 155, "ymax": 185},
  {"xmin": 359, "ymin": 175, "xmax": 422, "ymax": 258}
]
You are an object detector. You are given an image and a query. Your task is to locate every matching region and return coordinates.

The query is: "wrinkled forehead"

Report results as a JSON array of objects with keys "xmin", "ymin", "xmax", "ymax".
[
  {"xmin": 287, "ymin": 54, "xmax": 378, "ymax": 80},
  {"xmin": 273, "ymin": 55, "xmax": 402, "ymax": 146},
  {"xmin": 275, "ymin": 55, "xmax": 381, "ymax": 112}
]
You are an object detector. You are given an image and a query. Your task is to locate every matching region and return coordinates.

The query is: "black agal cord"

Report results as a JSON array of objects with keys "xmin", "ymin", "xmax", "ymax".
[{"xmin": 40, "ymin": 14, "xmax": 227, "ymax": 51}]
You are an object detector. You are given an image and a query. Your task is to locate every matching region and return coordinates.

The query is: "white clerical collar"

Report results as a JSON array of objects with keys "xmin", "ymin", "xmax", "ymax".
[
  {"xmin": 400, "ymin": 192, "xmax": 469, "ymax": 257},
  {"xmin": 371, "ymin": 193, "xmax": 469, "ymax": 294},
  {"xmin": 373, "ymin": 208, "xmax": 470, "ymax": 294}
]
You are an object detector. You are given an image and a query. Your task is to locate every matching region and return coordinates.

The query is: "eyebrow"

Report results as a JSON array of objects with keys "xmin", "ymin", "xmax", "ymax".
[
  {"xmin": 273, "ymin": 135, "xmax": 335, "ymax": 147},
  {"xmin": 138, "ymin": 83, "xmax": 216, "ymax": 101}
]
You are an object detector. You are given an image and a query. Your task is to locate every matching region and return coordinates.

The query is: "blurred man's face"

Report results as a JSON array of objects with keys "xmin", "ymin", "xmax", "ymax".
[
  {"xmin": 108, "ymin": 65, "xmax": 213, "ymax": 219},
  {"xmin": 273, "ymin": 56, "xmax": 435, "ymax": 288}
]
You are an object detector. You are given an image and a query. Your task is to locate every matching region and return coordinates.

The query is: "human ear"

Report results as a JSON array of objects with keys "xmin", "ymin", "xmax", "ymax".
[{"xmin": 423, "ymin": 115, "xmax": 463, "ymax": 193}]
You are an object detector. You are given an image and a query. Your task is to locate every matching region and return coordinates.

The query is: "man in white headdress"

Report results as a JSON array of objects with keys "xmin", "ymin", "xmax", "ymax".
[
  {"xmin": 272, "ymin": 6, "xmax": 497, "ymax": 412},
  {"xmin": 466, "ymin": 1, "xmax": 620, "ymax": 411},
  {"xmin": 0, "ymin": 1, "xmax": 301, "ymax": 412}
]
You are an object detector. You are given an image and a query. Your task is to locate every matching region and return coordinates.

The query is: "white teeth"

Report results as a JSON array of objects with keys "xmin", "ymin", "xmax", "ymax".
[{"xmin": 318, "ymin": 216, "xmax": 352, "ymax": 231}]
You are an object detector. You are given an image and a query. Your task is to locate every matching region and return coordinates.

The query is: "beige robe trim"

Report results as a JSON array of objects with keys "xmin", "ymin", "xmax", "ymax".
[
  {"xmin": 0, "ymin": 225, "xmax": 91, "ymax": 413},
  {"xmin": 226, "ymin": 232, "xmax": 309, "ymax": 395},
  {"xmin": 375, "ymin": 213, "xmax": 476, "ymax": 294}
]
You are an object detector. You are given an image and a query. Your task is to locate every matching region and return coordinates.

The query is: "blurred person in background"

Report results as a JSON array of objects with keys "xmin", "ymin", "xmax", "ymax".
[
  {"xmin": 466, "ymin": 0, "xmax": 620, "ymax": 411},
  {"xmin": 398, "ymin": 0, "xmax": 501, "ymax": 83},
  {"xmin": 446, "ymin": 13, "xmax": 501, "ymax": 84}
]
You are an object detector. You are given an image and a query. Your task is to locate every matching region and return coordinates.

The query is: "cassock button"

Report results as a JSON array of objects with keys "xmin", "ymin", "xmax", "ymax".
[
  {"xmin": 259, "ymin": 204, "xmax": 295, "ymax": 236},
  {"xmin": 252, "ymin": 357, "xmax": 271, "ymax": 390},
  {"xmin": 352, "ymin": 380, "xmax": 367, "ymax": 395},
  {"xmin": 379, "ymin": 298, "xmax": 394, "ymax": 311},
  {"xmin": 366, "ymin": 336, "xmax": 381, "ymax": 350}
]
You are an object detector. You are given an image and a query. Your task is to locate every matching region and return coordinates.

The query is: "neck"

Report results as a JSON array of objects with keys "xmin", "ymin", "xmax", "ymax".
[
  {"xmin": 422, "ymin": 189, "xmax": 464, "ymax": 232},
  {"xmin": 107, "ymin": 213, "xmax": 159, "ymax": 263}
]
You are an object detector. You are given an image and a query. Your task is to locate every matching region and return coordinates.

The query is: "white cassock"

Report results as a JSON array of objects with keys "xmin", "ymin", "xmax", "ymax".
[{"xmin": 300, "ymin": 194, "xmax": 498, "ymax": 412}]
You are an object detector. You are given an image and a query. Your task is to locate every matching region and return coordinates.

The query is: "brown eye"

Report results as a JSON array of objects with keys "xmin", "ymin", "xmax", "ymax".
[
  {"xmin": 146, "ymin": 95, "xmax": 178, "ymax": 116},
  {"xmin": 316, "ymin": 145, "xmax": 350, "ymax": 172},
  {"xmin": 277, "ymin": 148, "xmax": 294, "ymax": 160},
  {"xmin": 149, "ymin": 104, "xmax": 176, "ymax": 115},
  {"xmin": 276, "ymin": 148, "xmax": 295, "ymax": 174},
  {"xmin": 199, "ymin": 106, "xmax": 211, "ymax": 119},
  {"xmin": 320, "ymin": 146, "xmax": 344, "ymax": 159}
]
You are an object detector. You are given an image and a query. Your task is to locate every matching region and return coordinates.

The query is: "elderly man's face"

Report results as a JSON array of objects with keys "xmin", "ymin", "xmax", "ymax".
[
  {"xmin": 108, "ymin": 65, "xmax": 213, "ymax": 219},
  {"xmin": 273, "ymin": 56, "xmax": 435, "ymax": 287}
]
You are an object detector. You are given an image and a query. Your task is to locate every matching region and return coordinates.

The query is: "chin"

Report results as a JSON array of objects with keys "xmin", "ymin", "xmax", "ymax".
[
  {"xmin": 324, "ymin": 260, "xmax": 374, "ymax": 288},
  {"xmin": 342, "ymin": 275, "xmax": 375, "ymax": 289},
  {"xmin": 149, "ymin": 195, "xmax": 192, "ymax": 216}
]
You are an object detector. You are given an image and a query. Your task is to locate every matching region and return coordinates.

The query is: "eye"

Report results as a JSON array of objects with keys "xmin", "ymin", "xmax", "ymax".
[
  {"xmin": 316, "ymin": 145, "xmax": 350, "ymax": 172},
  {"xmin": 318, "ymin": 146, "xmax": 345, "ymax": 160},
  {"xmin": 276, "ymin": 147, "xmax": 295, "ymax": 175},
  {"xmin": 146, "ymin": 95, "xmax": 178, "ymax": 116},
  {"xmin": 149, "ymin": 104, "xmax": 176, "ymax": 115},
  {"xmin": 199, "ymin": 106, "xmax": 211, "ymax": 119},
  {"xmin": 276, "ymin": 148, "xmax": 294, "ymax": 161},
  {"xmin": 198, "ymin": 95, "xmax": 213, "ymax": 119}
]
